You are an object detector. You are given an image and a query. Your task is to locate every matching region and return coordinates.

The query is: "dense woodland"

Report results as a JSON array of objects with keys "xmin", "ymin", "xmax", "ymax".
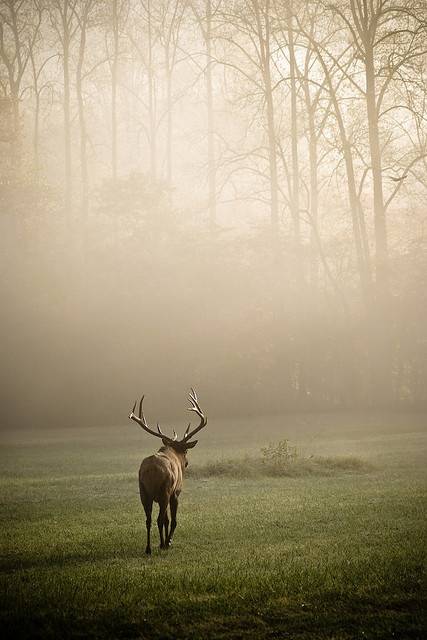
[{"xmin": 1, "ymin": 0, "xmax": 426, "ymax": 429}]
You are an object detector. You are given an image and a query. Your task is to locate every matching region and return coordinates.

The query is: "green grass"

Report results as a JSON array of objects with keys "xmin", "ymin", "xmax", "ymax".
[{"xmin": 0, "ymin": 415, "xmax": 426, "ymax": 639}]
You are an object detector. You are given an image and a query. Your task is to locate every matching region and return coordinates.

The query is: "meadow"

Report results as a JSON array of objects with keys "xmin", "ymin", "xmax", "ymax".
[{"xmin": 0, "ymin": 413, "xmax": 426, "ymax": 639}]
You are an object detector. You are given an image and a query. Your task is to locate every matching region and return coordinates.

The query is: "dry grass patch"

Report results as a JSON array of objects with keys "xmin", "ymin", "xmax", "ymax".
[{"xmin": 188, "ymin": 440, "xmax": 374, "ymax": 478}]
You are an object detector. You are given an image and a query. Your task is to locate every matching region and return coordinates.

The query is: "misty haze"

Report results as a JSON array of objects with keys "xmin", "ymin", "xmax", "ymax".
[{"xmin": 0, "ymin": 1, "xmax": 426, "ymax": 639}]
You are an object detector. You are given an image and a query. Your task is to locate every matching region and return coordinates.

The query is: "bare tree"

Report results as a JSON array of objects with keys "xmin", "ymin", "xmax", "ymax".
[
  {"xmin": 74, "ymin": 0, "xmax": 96, "ymax": 218},
  {"xmin": 156, "ymin": 0, "xmax": 186, "ymax": 189},
  {"xmin": 0, "ymin": 0, "xmax": 42, "ymax": 172},
  {"xmin": 109, "ymin": 0, "xmax": 129, "ymax": 180},
  {"xmin": 329, "ymin": 0, "xmax": 427, "ymax": 297},
  {"xmin": 189, "ymin": 0, "xmax": 221, "ymax": 229},
  {"xmin": 48, "ymin": 0, "xmax": 79, "ymax": 217}
]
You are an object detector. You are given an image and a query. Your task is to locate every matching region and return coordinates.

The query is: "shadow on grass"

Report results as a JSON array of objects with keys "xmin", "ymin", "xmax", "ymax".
[
  {"xmin": 1, "ymin": 591, "xmax": 424, "ymax": 640},
  {"xmin": 0, "ymin": 547, "xmax": 151, "ymax": 573}
]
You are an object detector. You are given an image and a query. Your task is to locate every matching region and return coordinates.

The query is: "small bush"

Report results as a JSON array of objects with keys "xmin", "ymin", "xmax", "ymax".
[{"xmin": 261, "ymin": 439, "xmax": 298, "ymax": 473}]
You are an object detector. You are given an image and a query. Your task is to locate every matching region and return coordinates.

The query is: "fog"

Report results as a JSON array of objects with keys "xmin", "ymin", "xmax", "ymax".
[{"xmin": 1, "ymin": 0, "xmax": 426, "ymax": 430}]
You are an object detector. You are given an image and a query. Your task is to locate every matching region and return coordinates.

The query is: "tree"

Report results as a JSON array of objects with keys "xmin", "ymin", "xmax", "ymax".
[
  {"xmin": 48, "ymin": 0, "xmax": 79, "ymax": 218},
  {"xmin": 0, "ymin": 0, "xmax": 42, "ymax": 173}
]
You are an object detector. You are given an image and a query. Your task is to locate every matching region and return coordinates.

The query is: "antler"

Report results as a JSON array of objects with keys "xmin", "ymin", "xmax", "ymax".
[
  {"xmin": 129, "ymin": 390, "xmax": 207, "ymax": 446},
  {"xmin": 129, "ymin": 396, "xmax": 177, "ymax": 442},
  {"xmin": 183, "ymin": 387, "xmax": 207, "ymax": 442}
]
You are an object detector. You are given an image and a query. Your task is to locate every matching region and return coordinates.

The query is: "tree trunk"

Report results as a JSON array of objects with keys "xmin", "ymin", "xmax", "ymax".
[
  {"xmin": 11, "ymin": 88, "xmax": 21, "ymax": 174},
  {"xmin": 111, "ymin": 0, "xmax": 119, "ymax": 180},
  {"xmin": 33, "ymin": 91, "xmax": 40, "ymax": 174},
  {"xmin": 147, "ymin": 0, "xmax": 157, "ymax": 179},
  {"xmin": 76, "ymin": 18, "xmax": 88, "ymax": 220},
  {"xmin": 166, "ymin": 65, "xmax": 173, "ymax": 189},
  {"xmin": 63, "ymin": 32, "xmax": 72, "ymax": 219},
  {"xmin": 308, "ymin": 108, "xmax": 318, "ymax": 288},
  {"xmin": 254, "ymin": 0, "xmax": 278, "ymax": 230},
  {"xmin": 365, "ymin": 48, "xmax": 388, "ymax": 296},
  {"xmin": 264, "ymin": 48, "xmax": 279, "ymax": 231},
  {"xmin": 206, "ymin": 0, "xmax": 216, "ymax": 229},
  {"xmin": 287, "ymin": 8, "xmax": 300, "ymax": 249},
  {"xmin": 364, "ymin": 46, "xmax": 392, "ymax": 405}
]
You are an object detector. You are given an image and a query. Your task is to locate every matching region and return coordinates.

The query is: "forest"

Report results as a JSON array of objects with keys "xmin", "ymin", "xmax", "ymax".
[{"xmin": 1, "ymin": 0, "xmax": 426, "ymax": 428}]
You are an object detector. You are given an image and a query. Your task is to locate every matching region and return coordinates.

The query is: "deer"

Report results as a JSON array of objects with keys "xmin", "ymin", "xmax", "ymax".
[{"xmin": 128, "ymin": 388, "xmax": 207, "ymax": 555}]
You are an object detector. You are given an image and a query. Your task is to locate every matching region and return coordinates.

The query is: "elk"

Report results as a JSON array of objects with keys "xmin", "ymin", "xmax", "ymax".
[{"xmin": 128, "ymin": 388, "xmax": 207, "ymax": 554}]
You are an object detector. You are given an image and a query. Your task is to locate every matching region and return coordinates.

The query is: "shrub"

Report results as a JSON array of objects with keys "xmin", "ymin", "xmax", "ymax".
[{"xmin": 261, "ymin": 439, "xmax": 298, "ymax": 473}]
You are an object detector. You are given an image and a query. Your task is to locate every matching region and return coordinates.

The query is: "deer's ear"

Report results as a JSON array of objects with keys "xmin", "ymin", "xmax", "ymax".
[{"xmin": 185, "ymin": 440, "xmax": 198, "ymax": 449}]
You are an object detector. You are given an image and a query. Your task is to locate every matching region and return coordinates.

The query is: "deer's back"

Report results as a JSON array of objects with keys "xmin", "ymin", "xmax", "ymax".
[{"xmin": 139, "ymin": 452, "xmax": 182, "ymax": 503}]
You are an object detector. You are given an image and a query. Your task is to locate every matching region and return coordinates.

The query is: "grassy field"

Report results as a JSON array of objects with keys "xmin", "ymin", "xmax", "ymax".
[{"xmin": 0, "ymin": 413, "xmax": 426, "ymax": 639}]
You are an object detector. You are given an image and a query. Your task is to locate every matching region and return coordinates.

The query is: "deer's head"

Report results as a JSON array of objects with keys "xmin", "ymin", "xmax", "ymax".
[{"xmin": 128, "ymin": 388, "xmax": 207, "ymax": 468}]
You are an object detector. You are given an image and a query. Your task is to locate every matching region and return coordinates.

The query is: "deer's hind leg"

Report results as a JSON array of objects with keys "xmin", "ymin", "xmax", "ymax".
[
  {"xmin": 167, "ymin": 493, "xmax": 178, "ymax": 547},
  {"xmin": 163, "ymin": 505, "xmax": 170, "ymax": 545},
  {"xmin": 157, "ymin": 497, "xmax": 169, "ymax": 550},
  {"xmin": 142, "ymin": 498, "xmax": 153, "ymax": 556},
  {"xmin": 139, "ymin": 482, "xmax": 153, "ymax": 555}
]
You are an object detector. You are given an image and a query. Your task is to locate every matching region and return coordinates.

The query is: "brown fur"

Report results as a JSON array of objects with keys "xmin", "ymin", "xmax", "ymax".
[{"xmin": 139, "ymin": 444, "xmax": 189, "ymax": 554}]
